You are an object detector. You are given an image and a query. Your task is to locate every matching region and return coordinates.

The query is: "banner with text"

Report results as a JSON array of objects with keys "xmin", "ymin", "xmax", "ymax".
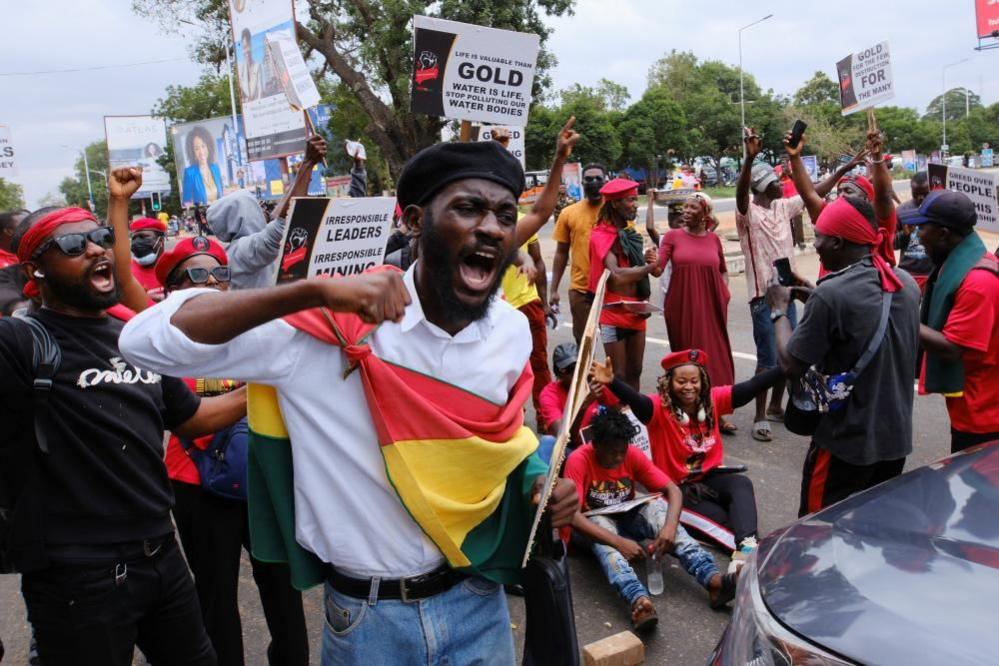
[
  {"xmin": 836, "ymin": 41, "xmax": 894, "ymax": 116},
  {"xmin": 265, "ymin": 32, "xmax": 322, "ymax": 111},
  {"xmin": 410, "ymin": 16, "xmax": 539, "ymax": 126},
  {"xmin": 276, "ymin": 196, "xmax": 395, "ymax": 283},
  {"xmin": 478, "ymin": 125, "xmax": 525, "ymax": 168},
  {"xmin": 0, "ymin": 125, "xmax": 16, "ymax": 177},
  {"xmin": 976, "ymin": 0, "xmax": 999, "ymax": 38},
  {"xmin": 104, "ymin": 115, "xmax": 172, "ymax": 197},
  {"xmin": 229, "ymin": 0, "xmax": 306, "ymax": 160},
  {"xmin": 928, "ymin": 163, "xmax": 999, "ymax": 233}
]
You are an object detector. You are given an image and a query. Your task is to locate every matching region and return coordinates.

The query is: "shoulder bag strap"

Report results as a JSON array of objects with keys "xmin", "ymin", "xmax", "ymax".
[
  {"xmin": 851, "ymin": 291, "xmax": 892, "ymax": 377},
  {"xmin": 13, "ymin": 315, "xmax": 62, "ymax": 455}
]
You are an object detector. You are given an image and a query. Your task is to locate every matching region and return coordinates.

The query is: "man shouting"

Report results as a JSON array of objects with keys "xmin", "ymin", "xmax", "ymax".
[{"xmin": 121, "ymin": 138, "xmax": 579, "ymax": 665}]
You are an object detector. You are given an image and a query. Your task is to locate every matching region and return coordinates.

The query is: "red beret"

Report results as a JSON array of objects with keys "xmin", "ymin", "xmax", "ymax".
[
  {"xmin": 130, "ymin": 217, "xmax": 167, "ymax": 233},
  {"xmin": 155, "ymin": 235, "xmax": 228, "ymax": 286},
  {"xmin": 599, "ymin": 177, "xmax": 639, "ymax": 200},
  {"xmin": 661, "ymin": 348, "xmax": 710, "ymax": 372}
]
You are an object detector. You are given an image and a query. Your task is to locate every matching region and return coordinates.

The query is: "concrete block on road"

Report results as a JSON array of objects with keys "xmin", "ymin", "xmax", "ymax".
[{"xmin": 582, "ymin": 630, "xmax": 645, "ymax": 665}]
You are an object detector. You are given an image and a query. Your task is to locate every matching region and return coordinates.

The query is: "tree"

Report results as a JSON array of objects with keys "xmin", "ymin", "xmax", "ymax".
[
  {"xmin": 793, "ymin": 72, "xmax": 839, "ymax": 107},
  {"xmin": 59, "ymin": 140, "xmax": 110, "ymax": 217},
  {"xmin": 595, "ymin": 78, "xmax": 630, "ymax": 112},
  {"xmin": 38, "ymin": 192, "xmax": 67, "ymax": 208},
  {"xmin": 924, "ymin": 87, "xmax": 983, "ymax": 123},
  {"xmin": 152, "ymin": 71, "xmax": 232, "ymax": 123},
  {"xmin": 0, "ymin": 178, "xmax": 25, "ymax": 210},
  {"xmin": 617, "ymin": 87, "xmax": 685, "ymax": 173},
  {"xmin": 134, "ymin": 0, "xmax": 577, "ymax": 181},
  {"xmin": 874, "ymin": 106, "xmax": 938, "ymax": 154}
]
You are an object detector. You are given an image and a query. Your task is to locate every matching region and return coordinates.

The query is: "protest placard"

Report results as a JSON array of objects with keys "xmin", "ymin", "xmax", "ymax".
[
  {"xmin": 976, "ymin": 0, "xmax": 999, "ymax": 38},
  {"xmin": 275, "ymin": 196, "xmax": 395, "ymax": 283},
  {"xmin": 104, "ymin": 115, "xmax": 171, "ymax": 197},
  {"xmin": 928, "ymin": 163, "xmax": 999, "ymax": 233},
  {"xmin": 801, "ymin": 155, "xmax": 819, "ymax": 182},
  {"xmin": 410, "ymin": 16, "xmax": 539, "ymax": 126},
  {"xmin": 265, "ymin": 32, "xmax": 321, "ymax": 111},
  {"xmin": 562, "ymin": 162, "xmax": 582, "ymax": 200},
  {"xmin": 982, "ymin": 147, "xmax": 994, "ymax": 168},
  {"xmin": 0, "ymin": 125, "xmax": 16, "ymax": 177},
  {"xmin": 478, "ymin": 125, "xmax": 525, "ymax": 168},
  {"xmin": 229, "ymin": 0, "xmax": 306, "ymax": 160},
  {"xmin": 836, "ymin": 42, "xmax": 894, "ymax": 116}
]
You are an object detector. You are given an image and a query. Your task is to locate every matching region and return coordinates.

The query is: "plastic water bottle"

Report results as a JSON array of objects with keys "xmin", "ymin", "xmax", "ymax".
[{"xmin": 646, "ymin": 555, "xmax": 664, "ymax": 596}]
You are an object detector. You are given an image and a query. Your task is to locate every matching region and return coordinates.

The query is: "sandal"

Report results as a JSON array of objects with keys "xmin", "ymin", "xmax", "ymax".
[
  {"xmin": 719, "ymin": 419, "xmax": 738, "ymax": 435},
  {"xmin": 766, "ymin": 407, "xmax": 785, "ymax": 423},
  {"xmin": 752, "ymin": 421, "xmax": 772, "ymax": 442},
  {"xmin": 630, "ymin": 596, "xmax": 659, "ymax": 632},
  {"xmin": 709, "ymin": 572, "xmax": 739, "ymax": 609}
]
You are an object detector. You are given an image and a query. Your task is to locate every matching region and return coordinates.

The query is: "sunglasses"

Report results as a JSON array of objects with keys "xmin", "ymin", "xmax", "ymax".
[
  {"xmin": 173, "ymin": 266, "xmax": 231, "ymax": 285},
  {"xmin": 32, "ymin": 227, "xmax": 115, "ymax": 259}
]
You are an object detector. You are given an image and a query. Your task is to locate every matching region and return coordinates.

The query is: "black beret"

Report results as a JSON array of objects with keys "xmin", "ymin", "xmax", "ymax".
[{"xmin": 396, "ymin": 140, "xmax": 525, "ymax": 208}]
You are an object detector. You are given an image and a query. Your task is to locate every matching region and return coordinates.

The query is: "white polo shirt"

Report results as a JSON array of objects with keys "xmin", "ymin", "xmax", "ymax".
[{"xmin": 120, "ymin": 265, "xmax": 531, "ymax": 578}]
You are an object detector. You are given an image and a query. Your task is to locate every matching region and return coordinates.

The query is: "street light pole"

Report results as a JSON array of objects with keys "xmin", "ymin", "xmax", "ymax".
[
  {"xmin": 738, "ymin": 14, "xmax": 774, "ymax": 160},
  {"xmin": 942, "ymin": 58, "xmax": 970, "ymax": 157}
]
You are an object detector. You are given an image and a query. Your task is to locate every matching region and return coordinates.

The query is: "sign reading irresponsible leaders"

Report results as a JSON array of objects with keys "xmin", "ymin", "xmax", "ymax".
[
  {"xmin": 928, "ymin": 163, "xmax": 999, "ymax": 234},
  {"xmin": 410, "ymin": 16, "xmax": 539, "ymax": 126},
  {"xmin": 836, "ymin": 41, "xmax": 894, "ymax": 116},
  {"xmin": 276, "ymin": 196, "xmax": 395, "ymax": 283},
  {"xmin": 229, "ymin": 0, "xmax": 306, "ymax": 160}
]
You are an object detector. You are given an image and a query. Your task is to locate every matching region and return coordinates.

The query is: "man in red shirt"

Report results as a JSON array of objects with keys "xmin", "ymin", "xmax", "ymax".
[
  {"xmin": 910, "ymin": 190, "xmax": 999, "ymax": 452},
  {"xmin": 129, "ymin": 217, "xmax": 167, "ymax": 300},
  {"xmin": 564, "ymin": 409, "xmax": 736, "ymax": 632},
  {"xmin": 0, "ymin": 209, "xmax": 28, "ymax": 268}
]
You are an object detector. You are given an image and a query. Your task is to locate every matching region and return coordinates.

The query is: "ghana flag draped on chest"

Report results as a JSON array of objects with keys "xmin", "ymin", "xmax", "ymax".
[{"xmin": 246, "ymin": 288, "xmax": 545, "ymax": 590}]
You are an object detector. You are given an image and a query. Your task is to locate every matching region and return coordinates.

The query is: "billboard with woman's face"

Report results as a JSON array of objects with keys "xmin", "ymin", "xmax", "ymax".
[
  {"xmin": 105, "ymin": 115, "xmax": 172, "ymax": 197},
  {"xmin": 171, "ymin": 116, "xmax": 249, "ymax": 207}
]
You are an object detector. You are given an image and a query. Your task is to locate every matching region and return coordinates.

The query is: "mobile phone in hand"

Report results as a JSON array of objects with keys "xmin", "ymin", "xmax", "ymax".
[
  {"xmin": 788, "ymin": 120, "xmax": 807, "ymax": 149},
  {"xmin": 773, "ymin": 257, "xmax": 794, "ymax": 286}
]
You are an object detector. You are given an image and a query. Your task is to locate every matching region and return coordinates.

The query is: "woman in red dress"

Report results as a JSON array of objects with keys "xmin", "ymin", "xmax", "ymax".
[{"xmin": 657, "ymin": 195, "xmax": 737, "ymax": 433}]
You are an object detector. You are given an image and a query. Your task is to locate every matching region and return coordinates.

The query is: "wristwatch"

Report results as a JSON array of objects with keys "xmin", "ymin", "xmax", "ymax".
[{"xmin": 770, "ymin": 309, "xmax": 787, "ymax": 323}]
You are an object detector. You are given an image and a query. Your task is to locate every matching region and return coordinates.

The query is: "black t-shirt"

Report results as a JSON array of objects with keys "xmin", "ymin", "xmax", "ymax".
[
  {"xmin": 0, "ymin": 309, "xmax": 200, "ymax": 550},
  {"xmin": 786, "ymin": 259, "xmax": 920, "ymax": 465}
]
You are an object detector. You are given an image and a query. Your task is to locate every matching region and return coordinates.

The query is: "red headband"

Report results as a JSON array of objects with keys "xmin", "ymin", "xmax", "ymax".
[
  {"xmin": 17, "ymin": 207, "xmax": 100, "ymax": 299},
  {"xmin": 839, "ymin": 175, "xmax": 875, "ymax": 201},
  {"xmin": 815, "ymin": 198, "xmax": 902, "ymax": 292}
]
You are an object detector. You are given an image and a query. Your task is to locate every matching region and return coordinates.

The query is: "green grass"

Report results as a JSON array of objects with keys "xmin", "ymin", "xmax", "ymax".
[{"xmin": 700, "ymin": 185, "xmax": 737, "ymax": 199}]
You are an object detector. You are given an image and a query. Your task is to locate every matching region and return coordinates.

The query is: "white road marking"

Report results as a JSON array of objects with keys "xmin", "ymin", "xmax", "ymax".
[{"xmin": 559, "ymin": 322, "xmax": 759, "ymax": 363}]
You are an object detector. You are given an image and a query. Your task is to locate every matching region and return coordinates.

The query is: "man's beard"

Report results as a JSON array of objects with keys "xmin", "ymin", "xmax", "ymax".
[
  {"xmin": 583, "ymin": 184, "xmax": 602, "ymax": 201},
  {"xmin": 420, "ymin": 212, "xmax": 515, "ymax": 324},
  {"xmin": 47, "ymin": 274, "xmax": 122, "ymax": 311}
]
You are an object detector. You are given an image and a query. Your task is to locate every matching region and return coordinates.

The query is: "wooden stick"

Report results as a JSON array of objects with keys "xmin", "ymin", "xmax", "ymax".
[{"xmin": 459, "ymin": 120, "xmax": 472, "ymax": 143}]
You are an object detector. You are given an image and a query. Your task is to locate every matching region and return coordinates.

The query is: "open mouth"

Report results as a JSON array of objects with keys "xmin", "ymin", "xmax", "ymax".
[
  {"xmin": 457, "ymin": 246, "xmax": 500, "ymax": 295},
  {"xmin": 89, "ymin": 260, "xmax": 115, "ymax": 293}
]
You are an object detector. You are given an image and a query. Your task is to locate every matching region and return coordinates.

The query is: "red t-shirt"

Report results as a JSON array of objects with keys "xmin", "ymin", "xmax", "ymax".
[
  {"xmin": 537, "ymin": 381, "xmax": 619, "ymax": 433},
  {"xmin": 941, "ymin": 268, "xmax": 999, "ymax": 433},
  {"xmin": 646, "ymin": 385, "xmax": 733, "ymax": 482},
  {"xmin": 564, "ymin": 443, "xmax": 671, "ymax": 511}
]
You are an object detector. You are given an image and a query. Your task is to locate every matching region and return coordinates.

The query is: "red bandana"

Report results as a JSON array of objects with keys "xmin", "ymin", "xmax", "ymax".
[
  {"xmin": 17, "ymin": 207, "xmax": 100, "ymax": 298},
  {"xmin": 815, "ymin": 198, "xmax": 903, "ymax": 292}
]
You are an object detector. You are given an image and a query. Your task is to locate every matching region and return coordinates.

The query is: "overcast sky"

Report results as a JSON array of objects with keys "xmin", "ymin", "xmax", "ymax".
[{"xmin": 4, "ymin": 0, "xmax": 998, "ymax": 207}]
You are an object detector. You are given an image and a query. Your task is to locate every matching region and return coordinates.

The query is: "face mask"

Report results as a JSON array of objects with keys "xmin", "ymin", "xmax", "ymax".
[
  {"xmin": 131, "ymin": 237, "xmax": 161, "ymax": 265},
  {"xmin": 583, "ymin": 180, "xmax": 604, "ymax": 198}
]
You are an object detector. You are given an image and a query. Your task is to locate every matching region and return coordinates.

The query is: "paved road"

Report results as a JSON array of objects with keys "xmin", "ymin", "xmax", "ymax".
[{"xmin": 0, "ymin": 248, "xmax": 955, "ymax": 665}]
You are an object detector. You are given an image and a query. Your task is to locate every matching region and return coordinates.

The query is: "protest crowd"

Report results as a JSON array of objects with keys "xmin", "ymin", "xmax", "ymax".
[{"xmin": 2, "ymin": 8, "xmax": 999, "ymax": 666}]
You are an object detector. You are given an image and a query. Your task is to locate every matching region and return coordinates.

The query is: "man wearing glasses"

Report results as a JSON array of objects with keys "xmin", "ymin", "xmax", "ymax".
[{"xmin": 0, "ymin": 168, "xmax": 246, "ymax": 665}]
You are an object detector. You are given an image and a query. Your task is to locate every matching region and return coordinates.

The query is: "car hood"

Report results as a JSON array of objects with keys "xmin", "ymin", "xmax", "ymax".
[{"xmin": 758, "ymin": 443, "xmax": 999, "ymax": 665}]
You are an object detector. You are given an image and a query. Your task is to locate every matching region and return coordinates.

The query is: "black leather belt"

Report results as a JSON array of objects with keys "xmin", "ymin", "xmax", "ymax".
[
  {"xmin": 46, "ymin": 535, "xmax": 174, "ymax": 563},
  {"xmin": 328, "ymin": 564, "xmax": 466, "ymax": 602}
]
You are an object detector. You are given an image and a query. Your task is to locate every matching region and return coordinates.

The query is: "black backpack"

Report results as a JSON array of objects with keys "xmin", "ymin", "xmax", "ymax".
[{"xmin": 0, "ymin": 313, "xmax": 61, "ymax": 573}]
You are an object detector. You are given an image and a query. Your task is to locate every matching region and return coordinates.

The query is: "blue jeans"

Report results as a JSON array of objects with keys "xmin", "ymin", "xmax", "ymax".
[
  {"xmin": 321, "ymin": 574, "xmax": 515, "ymax": 665},
  {"xmin": 749, "ymin": 298, "xmax": 797, "ymax": 370},
  {"xmin": 588, "ymin": 499, "xmax": 719, "ymax": 606}
]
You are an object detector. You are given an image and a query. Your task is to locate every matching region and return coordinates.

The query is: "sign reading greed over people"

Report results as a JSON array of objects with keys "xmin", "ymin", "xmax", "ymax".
[
  {"xmin": 836, "ymin": 42, "xmax": 895, "ymax": 116},
  {"xmin": 410, "ymin": 16, "xmax": 539, "ymax": 126},
  {"xmin": 275, "ymin": 196, "xmax": 395, "ymax": 283},
  {"xmin": 927, "ymin": 163, "xmax": 999, "ymax": 233},
  {"xmin": 0, "ymin": 124, "xmax": 16, "ymax": 177},
  {"xmin": 478, "ymin": 126, "xmax": 526, "ymax": 168}
]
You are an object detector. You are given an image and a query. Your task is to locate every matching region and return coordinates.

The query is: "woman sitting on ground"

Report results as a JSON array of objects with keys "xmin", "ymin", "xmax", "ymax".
[{"xmin": 591, "ymin": 349, "xmax": 784, "ymax": 562}]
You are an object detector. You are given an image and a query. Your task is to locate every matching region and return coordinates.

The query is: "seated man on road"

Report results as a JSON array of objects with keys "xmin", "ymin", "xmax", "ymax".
[
  {"xmin": 564, "ymin": 409, "xmax": 737, "ymax": 633},
  {"xmin": 538, "ymin": 341, "xmax": 619, "ymax": 440}
]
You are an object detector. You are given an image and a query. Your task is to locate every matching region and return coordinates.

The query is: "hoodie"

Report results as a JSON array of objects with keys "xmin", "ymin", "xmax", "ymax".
[{"xmin": 207, "ymin": 190, "xmax": 286, "ymax": 290}]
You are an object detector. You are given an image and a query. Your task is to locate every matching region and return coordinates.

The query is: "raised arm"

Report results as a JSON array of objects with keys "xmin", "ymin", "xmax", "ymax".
[
  {"xmin": 272, "ymin": 134, "xmax": 327, "ymax": 221},
  {"xmin": 590, "ymin": 359, "xmax": 654, "ymax": 423},
  {"xmin": 515, "ymin": 117, "xmax": 581, "ymax": 245},
  {"xmin": 731, "ymin": 367, "xmax": 785, "ymax": 408},
  {"xmin": 865, "ymin": 123, "xmax": 895, "ymax": 224},
  {"xmin": 736, "ymin": 128, "xmax": 762, "ymax": 216},
  {"xmin": 815, "ymin": 148, "xmax": 867, "ymax": 199},
  {"xmin": 645, "ymin": 188, "xmax": 660, "ymax": 248},
  {"xmin": 783, "ymin": 133, "xmax": 828, "ymax": 224},
  {"xmin": 107, "ymin": 167, "xmax": 152, "ymax": 313},
  {"xmin": 173, "ymin": 386, "xmax": 248, "ymax": 439}
]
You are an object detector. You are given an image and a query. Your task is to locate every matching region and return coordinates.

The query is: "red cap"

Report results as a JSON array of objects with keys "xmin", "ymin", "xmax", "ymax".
[
  {"xmin": 599, "ymin": 177, "xmax": 639, "ymax": 200},
  {"xmin": 155, "ymin": 235, "xmax": 228, "ymax": 286},
  {"xmin": 129, "ymin": 217, "xmax": 167, "ymax": 233},
  {"xmin": 661, "ymin": 348, "xmax": 710, "ymax": 372}
]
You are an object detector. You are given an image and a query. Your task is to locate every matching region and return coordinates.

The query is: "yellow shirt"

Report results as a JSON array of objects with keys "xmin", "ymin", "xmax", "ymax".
[
  {"xmin": 501, "ymin": 234, "xmax": 541, "ymax": 310},
  {"xmin": 552, "ymin": 199, "xmax": 602, "ymax": 292}
]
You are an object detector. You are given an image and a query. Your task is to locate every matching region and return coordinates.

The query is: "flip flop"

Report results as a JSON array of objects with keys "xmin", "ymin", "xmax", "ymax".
[
  {"xmin": 631, "ymin": 596, "xmax": 659, "ymax": 632},
  {"xmin": 709, "ymin": 572, "xmax": 739, "ymax": 609},
  {"xmin": 720, "ymin": 419, "xmax": 738, "ymax": 435},
  {"xmin": 752, "ymin": 420, "xmax": 772, "ymax": 442}
]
